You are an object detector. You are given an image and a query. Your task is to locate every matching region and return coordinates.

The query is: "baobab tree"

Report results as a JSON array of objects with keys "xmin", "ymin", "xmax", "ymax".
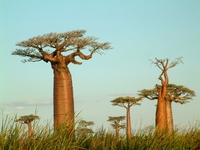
[
  {"xmin": 107, "ymin": 116, "xmax": 125, "ymax": 138},
  {"xmin": 139, "ymin": 84, "xmax": 195, "ymax": 133},
  {"xmin": 110, "ymin": 96, "xmax": 142, "ymax": 138},
  {"xmin": 12, "ymin": 30, "xmax": 111, "ymax": 128},
  {"xmin": 76, "ymin": 119, "xmax": 94, "ymax": 138},
  {"xmin": 15, "ymin": 114, "xmax": 39, "ymax": 138},
  {"xmin": 164, "ymin": 84, "xmax": 195, "ymax": 133},
  {"xmin": 145, "ymin": 57, "xmax": 183, "ymax": 132}
]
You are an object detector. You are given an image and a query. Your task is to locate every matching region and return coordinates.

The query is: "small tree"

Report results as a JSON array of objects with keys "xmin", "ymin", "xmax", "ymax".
[
  {"xmin": 110, "ymin": 96, "xmax": 142, "ymax": 138},
  {"xmin": 12, "ymin": 30, "xmax": 111, "ymax": 129},
  {"xmin": 15, "ymin": 114, "xmax": 39, "ymax": 138},
  {"xmin": 107, "ymin": 116, "xmax": 125, "ymax": 138},
  {"xmin": 76, "ymin": 119, "xmax": 94, "ymax": 138}
]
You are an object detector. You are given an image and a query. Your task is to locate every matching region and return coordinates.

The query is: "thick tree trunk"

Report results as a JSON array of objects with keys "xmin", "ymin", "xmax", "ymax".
[
  {"xmin": 53, "ymin": 66, "xmax": 74, "ymax": 128},
  {"xmin": 155, "ymin": 85, "xmax": 167, "ymax": 132},
  {"xmin": 126, "ymin": 107, "xmax": 131, "ymax": 138},
  {"xmin": 166, "ymin": 100, "xmax": 173, "ymax": 134},
  {"xmin": 156, "ymin": 97, "xmax": 167, "ymax": 131}
]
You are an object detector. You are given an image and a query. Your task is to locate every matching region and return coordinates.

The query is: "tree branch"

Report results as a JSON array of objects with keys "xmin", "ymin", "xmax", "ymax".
[
  {"xmin": 144, "ymin": 95, "xmax": 158, "ymax": 100},
  {"xmin": 138, "ymin": 89, "xmax": 158, "ymax": 100},
  {"xmin": 14, "ymin": 30, "xmax": 111, "ymax": 65},
  {"xmin": 76, "ymin": 50, "xmax": 95, "ymax": 60},
  {"xmin": 12, "ymin": 49, "xmax": 43, "ymax": 62},
  {"xmin": 156, "ymin": 84, "xmax": 162, "ymax": 98},
  {"xmin": 67, "ymin": 42, "xmax": 108, "ymax": 65},
  {"xmin": 154, "ymin": 58, "xmax": 165, "ymax": 71},
  {"xmin": 167, "ymin": 57, "xmax": 183, "ymax": 70},
  {"xmin": 158, "ymin": 75, "xmax": 165, "ymax": 85},
  {"xmin": 164, "ymin": 59, "xmax": 169, "ymax": 68}
]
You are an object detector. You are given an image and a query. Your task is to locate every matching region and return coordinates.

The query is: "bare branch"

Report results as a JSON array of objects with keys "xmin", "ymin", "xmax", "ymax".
[
  {"xmin": 158, "ymin": 75, "xmax": 165, "ymax": 85},
  {"xmin": 76, "ymin": 50, "xmax": 94, "ymax": 60},
  {"xmin": 167, "ymin": 57, "xmax": 183, "ymax": 70},
  {"xmin": 67, "ymin": 42, "xmax": 111, "ymax": 65},
  {"xmin": 164, "ymin": 58, "xmax": 169, "ymax": 68},
  {"xmin": 150, "ymin": 57, "xmax": 183, "ymax": 86},
  {"xmin": 156, "ymin": 58, "xmax": 166, "ymax": 69},
  {"xmin": 149, "ymin": 58, "xmax": 165, "ymax": 75}
]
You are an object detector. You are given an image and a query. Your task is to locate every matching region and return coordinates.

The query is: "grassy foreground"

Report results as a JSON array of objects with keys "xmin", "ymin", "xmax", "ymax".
[{"xmin": 1, "ymin": 116, "xmax": 200, "ymax": 150}]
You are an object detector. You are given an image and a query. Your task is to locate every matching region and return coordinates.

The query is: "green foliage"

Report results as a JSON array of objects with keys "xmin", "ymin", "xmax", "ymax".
[
  {"xmin": 1, "ymin": 115, "xmax": 200, "ymax": 150},
  {"xmin": 12, "ymin": 30, "xmax": 112, "ymax": 63},
  {"xmin": 15, "ymin": 114, "xmax": 39, "ymax": 124},
  {"xmin": 107, "ymin": 116, "xmax": 126, "ymax": 132},
  {"xmin": 138, "ymin": 84, "xmax": 195, "ymax": 104},
  {"xmin": 166, "ymin": 84, "xmax": 196, "ymax": 104},
  {"xmin": 107, "ymin": 116, "xmax": 125, "ymax": 122},
  {"xmin": 76, "ymin": 119, "xmax": 95, "ymax": 138},
  {"xmin": 111, "ymin": 96, "xmax": 142, "ymax": 108}
]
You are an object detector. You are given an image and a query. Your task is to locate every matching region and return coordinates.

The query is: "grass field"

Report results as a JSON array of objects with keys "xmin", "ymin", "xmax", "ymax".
[{"xmin": 1, "ymin": 115, "xmax": 199, "ymax": 150}]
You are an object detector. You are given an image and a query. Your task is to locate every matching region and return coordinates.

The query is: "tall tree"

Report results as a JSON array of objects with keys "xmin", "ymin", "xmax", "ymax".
[
  {"xmin": 107, "ymin": 116, "xmax": 125, "ymax": 138},
  {"xmin": 15, "ymin": 114, "xmax": 39, "ymax": 138},
  {"xmin": 110, "ymin": 96, "xmax": 142, "ymax": 138},
  {"xmin": 146, "ymin": 57, "xmax": 183, "ymax": 132},
  {"xmin": 12, "ymin": 30, "xmax": 111, "ymax": 128},
  {"xmin": 139, "ymin": 84, "xmax": 195, "ymax": 133}
]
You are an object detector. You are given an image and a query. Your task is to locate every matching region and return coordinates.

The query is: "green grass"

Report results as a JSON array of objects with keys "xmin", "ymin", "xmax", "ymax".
[{"xmin": 1, "ymin": 116, "xmax": 200, "ymax": 150}]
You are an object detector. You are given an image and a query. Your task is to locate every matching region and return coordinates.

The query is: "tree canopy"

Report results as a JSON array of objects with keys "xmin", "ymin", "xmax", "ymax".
[
  {"xmin": 12, "ymin": 30, "xmax": 111, "ymax": 63},
  {"xmin": 76, "ymin": 119, "xmax": 95, "ymax": 137},
  {"xmin": 138, "ymin": 84, "xmax": 195, "ymax": 104},
  {"xmin": 111, "ymin": 96, "xmax": 142, "ymax": 108},
  {"xmin": 107, "ymin": 116, "xmax": 126, "ymax": 130},
  {"xmin": 15, "ymin": 114, "xmax": 39, "ymax": 124},
  {"xmin": 78, "ymin": 119, "xmax": 95, "ymax": 128}
]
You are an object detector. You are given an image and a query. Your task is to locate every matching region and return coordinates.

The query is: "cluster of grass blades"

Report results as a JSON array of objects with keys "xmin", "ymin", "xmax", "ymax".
[
  {"xmin": 0, "ymin": 115, "xmax": 81, "ymax": 150},
  {"xmin": 1, "ymin": 115, "xmax": 200, "ymax": 150}
]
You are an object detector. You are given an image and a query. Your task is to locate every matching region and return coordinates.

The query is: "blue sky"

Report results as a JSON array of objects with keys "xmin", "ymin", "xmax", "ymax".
[{"xmin": 0, "ymin": 0, "xmax": 200, "ymax": 131}]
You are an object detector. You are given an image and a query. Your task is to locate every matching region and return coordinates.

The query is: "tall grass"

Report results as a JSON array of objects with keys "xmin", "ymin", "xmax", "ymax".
[{"xmin": 1, "ymin": 115, "xmax": 200, "ymax": 150}]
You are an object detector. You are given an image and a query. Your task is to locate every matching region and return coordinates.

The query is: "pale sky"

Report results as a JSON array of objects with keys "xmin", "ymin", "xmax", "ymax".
[{"xmin": 0, "ymin": 0, "xmax": 200, "ymax": 131}]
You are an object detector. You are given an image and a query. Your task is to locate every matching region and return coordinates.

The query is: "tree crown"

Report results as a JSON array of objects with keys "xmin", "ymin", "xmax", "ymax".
[
  {"xmin": 149, "ymin": 57, "xmax": 183, "ymax": 72},
  {"xmin": 12, "ymin": 30, "xmax": 111, "ymax": 64},
  {"xmin": 107, "ymin": 116, "xmax": 126, "ymax": 131},
  {"xmin": 107, "ymin": 116, "xmax": 125, "ymax": 123},
  {"xmin": 138, "ymin": 84, "xmax": 195, "ymax": 104},
  {"xmin": 111, "ymin": 96, "xmax": 142, "ymax": 108},
  {"xmin": 149, "ymin": 57, "xmax": 183, "ymax": 86},
  {"xmin": 15, "ymin": 114, "xmax": 39, "ymax": 124},
  {"xmin": 78, "ymin": 119, "xmax": 94, "ymax": 128}
]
